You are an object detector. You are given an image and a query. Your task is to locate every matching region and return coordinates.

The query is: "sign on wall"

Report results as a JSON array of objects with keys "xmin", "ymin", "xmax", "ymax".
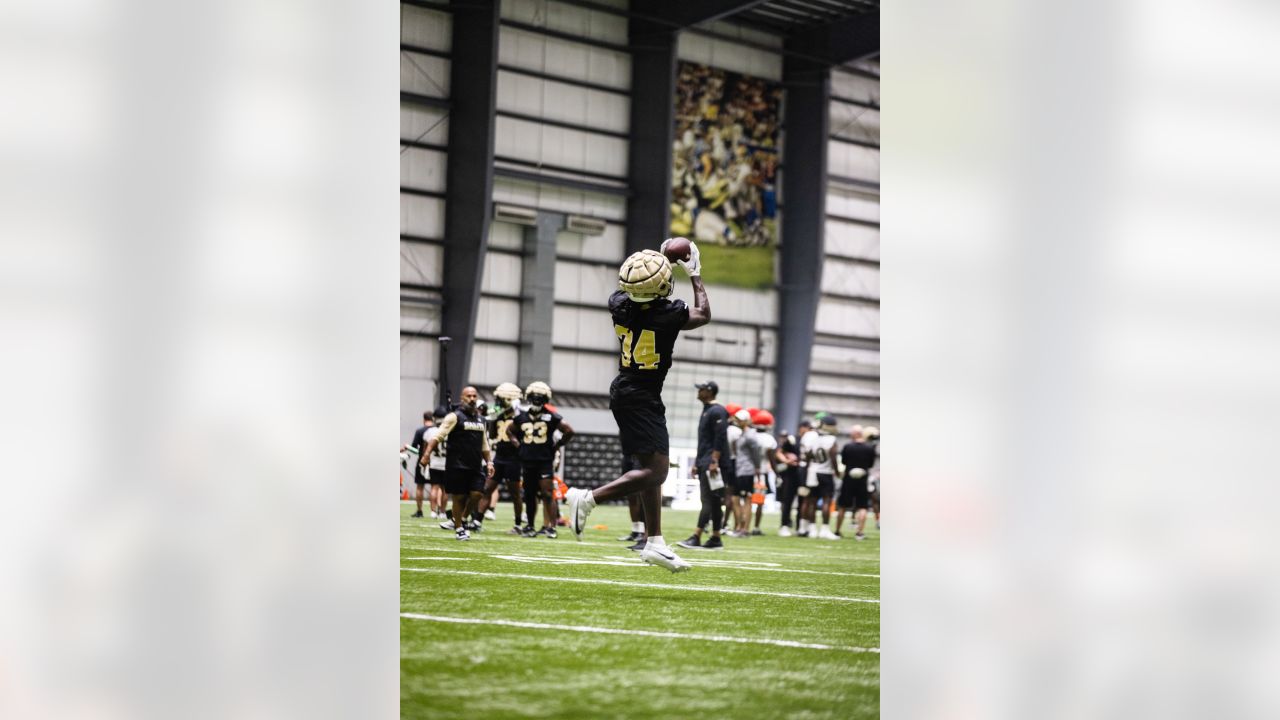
[{"xmin": 671, "ymin": 62, "xmax": 782, "ymax": 289}]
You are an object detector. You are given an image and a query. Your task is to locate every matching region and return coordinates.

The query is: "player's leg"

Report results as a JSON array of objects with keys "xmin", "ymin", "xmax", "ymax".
[
  {"xmin": 509, "ymin": 478, "xmax": 524, "ymax": 533},
  {"xmin": 539, "ymin": 474, "xmax": 557, "ymax": 537},
  {"xmin": 620, "ymin": 493, "xmax": 646, "ymax": 542},
  {"xmin": 474, "ymin": 477, "xmax": 499, "ymax": 526},
  {"xmin": 520, "ymin": 464, "xmax": 540, "ymax": 534},
  {"xmin": 777, "ymin": 472, "xmax": 795, "ymax": 535},
  {"xmin": 413, "ymin": 478, "xmax": 426, "ymax": 517}
]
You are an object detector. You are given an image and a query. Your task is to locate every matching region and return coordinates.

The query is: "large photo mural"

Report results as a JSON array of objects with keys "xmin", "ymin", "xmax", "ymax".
[{"xmin": 671, "ymin": 62, "xmax": 782, "ymax": 289}]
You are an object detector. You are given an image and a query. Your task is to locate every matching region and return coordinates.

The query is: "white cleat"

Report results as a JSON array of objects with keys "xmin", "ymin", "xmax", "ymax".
[
  {"xmin": 565, "ymin": 487, "xmax": 595, "ymax": 541},
  {"xmin": 777, "ymin": 525, "xmax": 793, "ymax": 537},
  {"xmin": 640, "ymin": 543, "xmax": 691, "ymax": 573},
  {"xmin": 484, "ymin": 509, "xmax": 497, "ymax": 521},
  {"xmin": 818, "ymin": 528, "xmax": 840, "ymax": 540},
  {"xmin": 439, "ymin": 519, "xmax": 455, "ymax": 530}
]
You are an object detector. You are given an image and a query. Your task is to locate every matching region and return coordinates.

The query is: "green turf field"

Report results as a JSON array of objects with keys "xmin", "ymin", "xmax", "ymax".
[{"xmin": 401, "ymin": 503, "xmax": 880, "ymax": 719}]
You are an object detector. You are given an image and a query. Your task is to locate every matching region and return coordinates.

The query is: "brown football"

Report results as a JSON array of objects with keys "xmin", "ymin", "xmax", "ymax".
[{"xmin": 663, "ymin": 236, "xmax": 691, "ymax": 263}]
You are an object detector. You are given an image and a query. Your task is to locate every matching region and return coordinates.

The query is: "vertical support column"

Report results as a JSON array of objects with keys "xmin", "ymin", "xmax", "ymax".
[
  {"xmin": 440, "ymin": 0, "xmax": 499, "ymax": 399},
  {"xmin": 775, "ymin": 54, "xmax": 830, "ymax": 434},
  {"xmin": 625, "ymin": 20, "xmax": 678, "ymax": 256},
  {"xmin": 518, "ymin": 213, "xmax": 564, "ymax": 387}
]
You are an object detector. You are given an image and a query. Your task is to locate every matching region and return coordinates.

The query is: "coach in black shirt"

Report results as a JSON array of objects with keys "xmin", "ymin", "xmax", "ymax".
[{"xmin": 678, "ymin": 380, "xmax": 730, "ymax": 550}]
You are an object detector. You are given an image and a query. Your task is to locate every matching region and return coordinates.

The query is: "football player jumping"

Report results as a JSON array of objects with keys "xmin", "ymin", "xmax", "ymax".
[{"xmin": 565, "ymin": 239, "xmax": 711, "ymax": 572}]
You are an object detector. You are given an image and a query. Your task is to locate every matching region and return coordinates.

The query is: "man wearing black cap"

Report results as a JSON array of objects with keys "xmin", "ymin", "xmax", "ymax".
[{"xmin": 677, "ymin": 381, "xmax": 730, "ymax": 550}]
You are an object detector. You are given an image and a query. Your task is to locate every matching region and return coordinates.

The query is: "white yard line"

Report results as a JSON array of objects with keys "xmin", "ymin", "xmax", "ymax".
[
  {"xmin": 399, "ymin": 531, "xmax": 880, "ymax": 563},
  {"xmin": 400, "ymin": 567, "xmax": 879, "ymax": 603},
  {"xmin": 401, "ymin": 612, "xmax": 880, "ymax": 654},
  {"xmin": 400, "ymin": 546, "xmax": 879, "ymax": 578}
]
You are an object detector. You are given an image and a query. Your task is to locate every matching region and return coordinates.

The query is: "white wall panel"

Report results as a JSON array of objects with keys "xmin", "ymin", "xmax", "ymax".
[
  {"xmin": 500, "ymin": 0, "xmax": 627, "ymax": 44},
  {"xmin": 810, "ymin": 344, "xmax": 879, "ymax": 376},
  {"xmin": 495, "ymin": 72, "xmax": 628, "ymax": 133},
  {"xmin": 400, "ymin": 241, "xmax": 443, "ymax": 287},
  {"xmin": 802, "ymin": 392, "xmax": 879, "ymax": 419},
  {"xmin": 676, "ymin": 32, "xmax": 782, "ymax": 81},
  {"xmin": 399, "ymin": 146, "xmax": 446, "ymax": 193},
  {"xmin": 556, "ymin": 226, "xmax": 623, "ymax": 261},
  {"xmin": 400, "ymin": 52, "xmax": 450, "ymax": 97},
  {"xmin": 400, "ymin": 194, "xmax": 445, "ymax": 237},
  {"xmin": 400, "ymin": 302, "xmax": 442, "ymax": 336},
  {"xmin": 815, "ymin": 300, "xmax": 879, "ymax": 338},
  {"xmin": 827, "ymin": 188, "xmax": 880, "ymax": 223},
  {"xmin": 553, "ymin": 262, "xmax": 616, "ymax": 304},
  {"xmin": 499, "ymin": 28, "xmax": 630, "ymax": 90},
  {"xmin": 831, "ymin": 70, "xmax": 879, "ymax": 105},
  {"xmin": 808, "ymin": 374, "xmax": 879, "ymax": 397},
  {"xmin": 468, "ymin": 342, "xmax": 519, "ymax": 387},
  {"xmin": 829, "ymin": 104, "xmax": 879, "ymax": 145},
  {"xmin": 552, "ymin": 305, "xmax": 616, "ymax": 352},
  {"xmin": 400, "ymin": 105, "xmax": 449, "ymax": 145},
  {"xmin": 492, "ymin": 178, "xmax": 626, "ymax": 222},
  {"xmin": 825, "ymin": 219, "xmax": 879, "ymax": 260},
  {"xmin": 481, "ymin": 251, "xmax": 524, "ymax": 294},
  {"xmin": 549, "ymin": 349, "xmax": 616, "ymax": 394},
  {"xmin": 822, "ymin": 260, "xmax": 880, "ymax": 299},
  {"xmin": 476, "ymin": 298, "xmax": 521, "ymax": 341},
  {"xmin": 670, "ymin": 282, "xmax": 778, "ymax": 326},
  {"xmin": 493, "ymin": 116, "xmax": 628, "ymax": 178},
  {"xmin": 488, "ymin": 221, "xmax": 525, "ymax": 251},
  {"xmin": 401, "ymin": 337, "xmax": 441, "ymax": 442},
  {"xmin": 401, "ymin": 5, "xmax": 451, "ymax": 51},
  {"xmin": 828, "ymin": 142, "xmax": 880, "ymax": 184}
]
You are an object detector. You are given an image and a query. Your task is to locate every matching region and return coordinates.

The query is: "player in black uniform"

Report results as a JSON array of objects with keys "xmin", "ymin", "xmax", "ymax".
[
  {"xmin": 402, "ymin": 410, "xmax": 433, "ymax": 517},
  {"xmin": 565, "ymin": 240, "xmax": 711, "ymax": 572},
  {"xmin": 507, "ymin": 381, "xmax": 574, "ymax": 539},
  {"xmin": 475, "ymin": 382, "xmax": 524, "ymax": 533},
  {"xmin": 420, "ymin": 386, "xmax": 494, "ymax": 541},
  {"xmin": 836, "ymin": 426, "xmax": 878, "ymax": 540}
]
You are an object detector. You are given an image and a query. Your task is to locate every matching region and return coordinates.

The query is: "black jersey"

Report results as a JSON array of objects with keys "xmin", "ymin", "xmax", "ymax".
[
  {"xmin": 512, "ymin": 408, "xmax": 565, "ymax": 463},
  {"xmin": 608, "ymin": 290, "xmax": 690, "ymax": 394},
  {"xmin": 841, "ymin": 441, "xmax": 877, "ymax": 473},
  {"xmin": 488, "ymin": 411, "xmax": 520, "ymax": 462},
  {"xmin": 442, "ymin": 407, "xmax": 487, "ymax": 471}
]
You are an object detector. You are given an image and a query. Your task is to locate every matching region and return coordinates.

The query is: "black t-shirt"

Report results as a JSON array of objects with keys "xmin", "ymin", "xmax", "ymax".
[
  {"xmin": 779, "ymin": 438, "xmax": 801, "ymax": 479},
  {"xmin": 488, "ymin": 411, "xmax": 520, "ymax": 462},
  {"xmin": 444, "ymin": 407, "xmax": 487, "ymax": 471},
  {"xmin": 608, "ymin": 290, "xmax": 689, "ymax": 395},
  {"xmin": 841, "ymin": 441, "xmax": 877, "ymax": 473},
  {"xmin": 512, "ymin": 408, "xmax": 565, "ymax": 464},
  {"xmin": 410, "ymin": 425, "xmax": 428, "ymax": 453},
  {"xmin": 695, "ymin": 403, "xmax": 730, "ymax": 468}
]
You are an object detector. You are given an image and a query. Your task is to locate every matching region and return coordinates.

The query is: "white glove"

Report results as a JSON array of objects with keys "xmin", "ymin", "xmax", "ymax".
[
  {"xmin": 662, "ymin": 238, "xmax": 701, "ymax": 277},
  {"xmin": 679, "ymin": 240, "xmax": 701, "ymax": 277}
]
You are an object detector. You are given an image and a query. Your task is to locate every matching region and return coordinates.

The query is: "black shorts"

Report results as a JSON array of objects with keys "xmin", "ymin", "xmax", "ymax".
[
  {"xmin": 492, "ymin": 460, "xmax": 522, "ymax": 486},
  {"xmin": 610, "ymin": 377, "xmax": 668, "ymax": 456},
  {"xmin": 427, "ymin": 468, "xmax": 445, "ymax": 486},
  {"xmin": 838, "ymin": 471, "xmax": 872, "ymax": 509},
  {"xmin": 413, "ymin": 464, "xmax": 427, "ymax": 486},
  {"xmin": 814, "ymin": 472, "xmax": 835, "ymax": 497},
  {"xmin": 522, "ymin": 461, "xmax": 555, "ymax": 486},
  {"xmin": 730, "ymin": 470, "xmax": 752, "ymax": 497},
  {"xmin": 444, "ymin": 466, "xmax": 485, "ymax": 495}
]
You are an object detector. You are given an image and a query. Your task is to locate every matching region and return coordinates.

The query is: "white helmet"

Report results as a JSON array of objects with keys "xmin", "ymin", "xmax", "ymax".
[
  {"xmin": 524, "ymin": 381, "xmax": 552, "ymax": 408},
  {"xmin": 863, "ymin": 425, "xmax": 879, "ymax": 440},
  {"xmin": 618, "ymin": 250, "xmax": 674, "ymax": 302},
  {"xmin": 494, "ymin": 382, "xmax": 522, "ymax": 408}
]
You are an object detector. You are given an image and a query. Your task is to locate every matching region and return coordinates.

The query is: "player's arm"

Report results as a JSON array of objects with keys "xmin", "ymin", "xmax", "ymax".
[
  {"xmin": 555, "ymin": 420, "xmax": 575, "ymax": 450},
  {"xmin": 711, "ymin": 411, "xmax": 727, "ymax": 466},
  {"xmin": 683, "ymin": 276, "xmax": 711, "ymax": 330},
  {"xmin": 506, "ymin": 419, "xmax": 521, "ymax": 446},
  {"xmin": 482, "ymin": 430, "xmax": 494, "ymax": 478}
]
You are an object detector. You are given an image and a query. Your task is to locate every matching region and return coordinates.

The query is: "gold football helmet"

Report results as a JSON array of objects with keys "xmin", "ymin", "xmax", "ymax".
[
  {"xmin": 524, "ymin": 381, "xmax": 552, "ymax": 409},
  {"xmin": 618, "ymin": 250, "xmax": 673, "ymax": 302}
]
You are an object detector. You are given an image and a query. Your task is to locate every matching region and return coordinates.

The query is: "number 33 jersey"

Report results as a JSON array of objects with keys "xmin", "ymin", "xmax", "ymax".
[
  {"xmin": 608, "ymin": 290, "xmax": 690, "ymax": 392},
  {"xmin": 512, "ymin": 409, "xmax": 565, "ymax": 464}
]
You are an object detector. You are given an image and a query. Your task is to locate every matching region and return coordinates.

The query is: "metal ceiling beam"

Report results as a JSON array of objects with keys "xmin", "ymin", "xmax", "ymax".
[
  {"xmin": 656, "ymin": 0, "xmax": 777, "ymax": 27},
  {"xmin": 785, "ymin": 9, "xmax": 878, "ymax": 64}
]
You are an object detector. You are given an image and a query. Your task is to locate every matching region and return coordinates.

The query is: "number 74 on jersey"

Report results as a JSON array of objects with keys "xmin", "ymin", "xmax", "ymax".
[{"xmin": 615, "ymin": 325, "xmax": 660, "ymax": 370}]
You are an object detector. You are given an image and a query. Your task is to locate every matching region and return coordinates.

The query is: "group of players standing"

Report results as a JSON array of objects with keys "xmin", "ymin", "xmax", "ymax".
[{"xmin": 403, "ymin": 381, "xmax": 573, "ymax": 541}]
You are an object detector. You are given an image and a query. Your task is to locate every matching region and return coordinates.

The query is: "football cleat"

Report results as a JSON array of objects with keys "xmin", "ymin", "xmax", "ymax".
[
  {"xmin": 484, "ymin": 509, "xmax": 497, "ymax": 521},
  {"xmin": 777, "ymin": 525, "xmax": 793, "ymax": 537},
  {"xmin": 508, "ymin": 525, "xmax": 524, "ymax": 535},
  {"xmin": 410, "ymin": 510, "xmax": 423, "ymax": 518},
  {"xmin": 676, "ymin": 535, "xmax": 701, "ymax": 549},
  {"xmin": 439, "ymin": 519, "xmax": 455, "ymax": 530},
  {"xmin": 455, "ymin": 528, "xmax": 470, "ymax": 541},
  {"xmin": 565, "ymin": 487, "xmax": 595, "ymax": 540},
  {"xmin": 702, "ymin": 536, "xmax": 724, "ymax": 550},
  {"xmin": 618, "ymin": 531, "xmax": 643, "ymax": 542},
  {"xmin": 544, "ymin": 527, "xmax": 558, "ymax": 539},
  {"xmin": 617, "ymin": 250, "xmax": 674, "ymax": 302},
  {"xmin": 627, "ymin": 536, "xmax": 647, "ymax": 552},
  {"xmin": 640, "ymin": 543, "xmax": 691, "ymax": 573}
]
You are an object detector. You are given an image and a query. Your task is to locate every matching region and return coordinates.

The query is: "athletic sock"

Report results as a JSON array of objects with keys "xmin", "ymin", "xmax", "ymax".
[
  {"xmin": 632, "ymin": 521, "xmax": 644, "ymax": 533},
  {"xmin": 646, "ymin": 535, "xmax": 665, "ymax": 548}
]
